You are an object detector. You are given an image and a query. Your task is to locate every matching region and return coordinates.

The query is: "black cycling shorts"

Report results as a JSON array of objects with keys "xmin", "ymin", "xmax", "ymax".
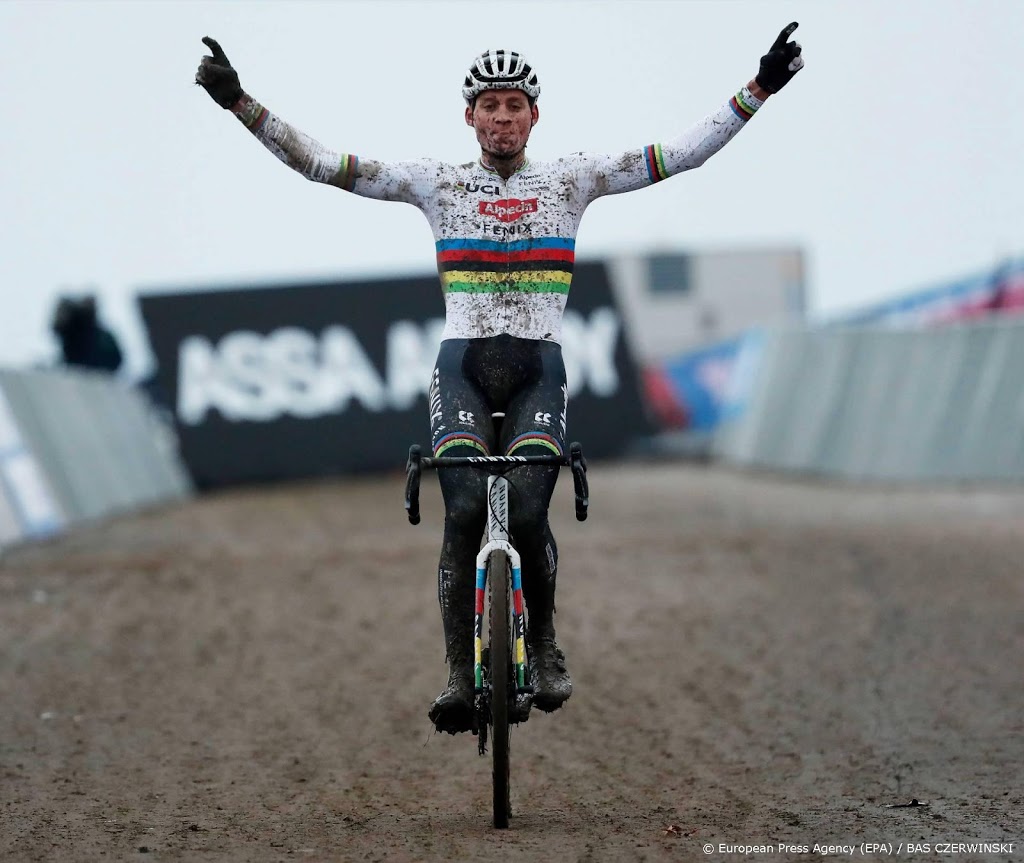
[{"xmin": 428, "ymin": 335, "xmax": 567, "ymax": 457}]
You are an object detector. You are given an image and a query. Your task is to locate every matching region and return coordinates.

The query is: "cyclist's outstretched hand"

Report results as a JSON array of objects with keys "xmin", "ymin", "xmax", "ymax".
[
  {"xmin": 195, "ymin": 36, "xmax": 244, "ymax": 108},
  {"xmin": 755, "ymin": 22, "xmax": 804, "ymax": 94}
]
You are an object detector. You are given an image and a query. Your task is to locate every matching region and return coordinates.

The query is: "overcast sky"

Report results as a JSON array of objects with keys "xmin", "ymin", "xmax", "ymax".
[{"xmin": 1, "ymin": 0, "xmax": 1021, "ymax": 378}]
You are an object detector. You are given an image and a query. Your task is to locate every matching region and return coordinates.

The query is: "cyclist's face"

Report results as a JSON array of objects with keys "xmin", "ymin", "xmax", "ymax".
[{"xmin": 466, "ymin": 90, "xmax": 538, "ymax": 159}]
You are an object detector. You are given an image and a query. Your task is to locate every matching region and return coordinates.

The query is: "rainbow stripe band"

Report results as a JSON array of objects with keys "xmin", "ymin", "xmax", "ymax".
[
  {"xmin": 644, "ymin": 143, "xmax": 670, "ymax": 184},
  {"xmin": 236, "ymin": 98, "xmax": 269, "ymax": 131},
  {"xmin": 434, "ymin": 432, "xmax": 489, "ymax": 457},
  {"xmin": 443, "ymin": 273, "xmax": 571, "ymax": 295},
  {"xmin": 251, "ymin": 107, "xmax": 270, "ymax": 131},
  {"xmin": 436, "ymin": 247, "xmax": 575, "ymax": 265},
  {"xmin": 335, "ymin": 154, "xmax": 358, "ymax": 192},
  {"xmin": 729, "ymin": 89, "xmax": 760, "ymax": 122},
  {"xmin": 474, "ymin": 566, "xmax": 486, "ymax": 690},
  {"xmin": 436, "ymin": 237, "xmax": 576, "ymax": 296},
  {"xmin": 511, "ymin": 564, "xmax": 527, "ymax": 686},
  {"xmin": 436, "ymin": 238, "xmax": 575, "ymax": 252},
  {"xmin": 506, "ymin": 432, "xmax": 563, "ymax": 457}
]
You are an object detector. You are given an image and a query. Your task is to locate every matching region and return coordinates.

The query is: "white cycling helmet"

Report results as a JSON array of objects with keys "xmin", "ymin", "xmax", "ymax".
[{"xmin": 462, "ymin": 49, "xmax": 541, "ymax": 105}]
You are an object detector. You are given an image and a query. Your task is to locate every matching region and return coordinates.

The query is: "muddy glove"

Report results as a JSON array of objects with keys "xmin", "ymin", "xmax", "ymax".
[
  {"xmin": 195, "ymin": 37, "xmax": 243, "ymax": 108},
  {"xmin": 755, "ymin": 22, "xmax": 804, "ymax": 94}
]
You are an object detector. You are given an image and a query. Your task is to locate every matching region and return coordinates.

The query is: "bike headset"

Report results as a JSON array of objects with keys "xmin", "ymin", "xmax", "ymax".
[{"xmin": 463, "ymin": 49, "xmax": 541, "ymax": 106}]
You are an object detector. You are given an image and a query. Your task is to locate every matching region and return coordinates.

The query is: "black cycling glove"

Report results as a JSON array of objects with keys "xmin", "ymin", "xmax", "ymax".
[
  {"xmin": 195, "ymin": 37, "xmax": 243, "ymax": 109},
  {"xmin": 755, "ymin": 22, "xmax": 804, "ymax": 94}
]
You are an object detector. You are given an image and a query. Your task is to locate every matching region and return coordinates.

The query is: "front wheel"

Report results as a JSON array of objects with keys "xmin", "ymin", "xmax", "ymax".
[{"xmin": 488, "ymin": 548, "xmax": 511, "ymax": 828}]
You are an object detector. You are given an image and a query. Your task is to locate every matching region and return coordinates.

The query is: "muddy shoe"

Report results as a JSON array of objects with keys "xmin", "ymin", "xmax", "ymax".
[
  {"xmin": 511, "ymin": 691, "xmax": 533, "ymax": 724},
  {"xmin": 428, "ymin": 672, "xmax": 475, "ymax": 734},
  {"xmin": 528, "ymin": 636, "xmax": 572, "ymax": 713}
]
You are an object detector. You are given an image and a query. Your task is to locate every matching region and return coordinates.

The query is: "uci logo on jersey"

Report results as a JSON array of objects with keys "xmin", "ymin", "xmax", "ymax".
[
  {"xmin": 479, "ymin": 198, "xmax": 538, "ymax": 223},
  {"xmin": 457, "ymin": 181, "xmax": 502, "ymax": 195}
]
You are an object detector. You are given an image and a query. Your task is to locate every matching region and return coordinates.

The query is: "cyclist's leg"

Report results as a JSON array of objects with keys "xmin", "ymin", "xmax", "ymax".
[
  {"xmin": 500, "ymin": 344, "xmax": 573, "ymax": 712},
  {"xmin": 427, "ymin": 341, "xmax": 496, "ymax": 734}
]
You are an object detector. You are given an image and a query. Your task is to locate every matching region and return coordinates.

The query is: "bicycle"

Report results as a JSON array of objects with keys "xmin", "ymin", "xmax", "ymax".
[{"xmin": 404, "ymin": 422, "xmax": 589, "ymax": 829}]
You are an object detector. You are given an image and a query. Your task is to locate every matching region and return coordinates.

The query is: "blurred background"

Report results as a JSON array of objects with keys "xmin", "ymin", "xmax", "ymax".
[{"xmin": 1, "ymin": 0, "xmax": 1022, "ymax": 542}]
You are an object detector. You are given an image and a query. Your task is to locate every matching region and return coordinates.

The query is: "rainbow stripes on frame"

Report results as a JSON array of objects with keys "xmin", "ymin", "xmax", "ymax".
[
  {"xmin": 474, "ymin": 566, "xmax": 486, "ymax": 689},
  {"xmin": 511, "ymin": 562, "xmax": 527, "ymax": 687},
  {"xmin": 436, "ymin": 238, "xmax": 575, "ymax": 295},
  {"xmin": 474, "ymin": 561, "xmax": 528, "ymax": 691}
]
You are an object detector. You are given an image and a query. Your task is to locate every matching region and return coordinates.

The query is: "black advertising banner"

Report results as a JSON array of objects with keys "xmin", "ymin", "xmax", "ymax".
[{"xmin": 138, "ymin": 263, "xmax": 652, "ymax": 488}]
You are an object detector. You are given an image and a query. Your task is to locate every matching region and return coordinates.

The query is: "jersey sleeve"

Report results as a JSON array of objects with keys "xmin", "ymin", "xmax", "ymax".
[
  {"xmin": 569, "ymin": 88, "xmax": 763, "ymax": 203},
  {"xmin": 231, "ymin": 95, "xmax": 436, "ymax": 206}
]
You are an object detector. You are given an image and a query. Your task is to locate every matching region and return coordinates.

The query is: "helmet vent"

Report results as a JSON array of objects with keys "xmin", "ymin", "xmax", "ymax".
[{"xmin": 463, "ymin": 49, "xmax": 541, "ymax": 104}]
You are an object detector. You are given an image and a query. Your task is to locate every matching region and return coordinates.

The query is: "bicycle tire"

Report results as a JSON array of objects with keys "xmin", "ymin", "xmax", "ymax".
[{"xmin": 488, "ymin": 548, "xmax": 512, "ymax": 829}]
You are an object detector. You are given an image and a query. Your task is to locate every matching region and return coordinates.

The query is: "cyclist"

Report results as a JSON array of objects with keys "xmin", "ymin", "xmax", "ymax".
[{"xmin": 195, "ymin": 27, "xmax": 805, "ymax": 734}]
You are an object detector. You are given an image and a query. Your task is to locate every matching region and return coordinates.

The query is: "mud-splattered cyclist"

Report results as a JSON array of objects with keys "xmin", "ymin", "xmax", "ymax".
[{"xmin": 195, "ymin": 27, "xmax": 804, "ymax": 734}]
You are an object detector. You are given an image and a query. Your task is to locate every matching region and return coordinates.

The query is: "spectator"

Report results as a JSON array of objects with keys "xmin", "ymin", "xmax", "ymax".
[{"xmin": 51, "ymin": 294, "xmax": 123, "ymax": 373}]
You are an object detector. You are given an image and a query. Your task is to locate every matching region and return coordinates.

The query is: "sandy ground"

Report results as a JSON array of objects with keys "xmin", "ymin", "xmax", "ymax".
[{"xmin": 1, "ymin": 461, "xmax": 1021, "ymax": 862}]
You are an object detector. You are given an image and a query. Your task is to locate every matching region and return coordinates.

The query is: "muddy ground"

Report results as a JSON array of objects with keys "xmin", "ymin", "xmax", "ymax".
[{"xmin": 1, "ymin": 461, "xmax": 1021, "ymax": 862}]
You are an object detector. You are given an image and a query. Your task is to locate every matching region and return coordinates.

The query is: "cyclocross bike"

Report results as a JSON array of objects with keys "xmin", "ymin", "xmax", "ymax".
[{"xmin": 404, "ymin": 420, "xmax": 589, "ymax": 829}]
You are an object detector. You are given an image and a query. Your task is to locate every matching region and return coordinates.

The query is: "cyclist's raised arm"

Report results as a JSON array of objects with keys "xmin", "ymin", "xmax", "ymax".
[
  {"xmin": 570, "ymin": 88, "xmax": 758, "ymax": 202},
  {"xmin": 572, "ymin": 22, "xmax": 804, "ymax": 203},
  {"xmin": 195, "ymin": 37, "xmax": 428, "ymax": 205},
  {"xmin": 230, "ymin": 97, "xmax": 430, "ymax": 204}
]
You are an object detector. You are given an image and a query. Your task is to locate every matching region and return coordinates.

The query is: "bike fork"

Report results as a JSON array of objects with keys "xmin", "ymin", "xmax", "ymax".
[{"xmin": 473, "ymin": 475, "xmax": 529, "ymax": 696}]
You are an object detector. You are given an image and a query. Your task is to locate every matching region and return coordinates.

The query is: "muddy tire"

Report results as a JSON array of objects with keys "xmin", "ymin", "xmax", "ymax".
[{"xmin": 488, "ymin": 549, "xmax": 511, "ymax": 828}]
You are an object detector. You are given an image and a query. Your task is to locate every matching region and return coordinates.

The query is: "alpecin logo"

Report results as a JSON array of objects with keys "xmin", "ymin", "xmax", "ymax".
[{"xmin": 479, "ymin": 198, "xmax": 538, "ymax": 223}]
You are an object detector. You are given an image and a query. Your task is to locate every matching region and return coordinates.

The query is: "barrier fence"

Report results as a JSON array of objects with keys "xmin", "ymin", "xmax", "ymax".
[
  {"xmin": 713, "ymin": 316, "xmax": 1024, "ymax": 482},
  {"xmin": 0, "ymin": 368, "xmax": 193, "ymax": 551}
]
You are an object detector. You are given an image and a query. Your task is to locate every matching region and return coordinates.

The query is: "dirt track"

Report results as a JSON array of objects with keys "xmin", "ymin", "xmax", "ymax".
[{"xmin": 1, "ymin": 462, "xmax": 1021, "ymax": 862}]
